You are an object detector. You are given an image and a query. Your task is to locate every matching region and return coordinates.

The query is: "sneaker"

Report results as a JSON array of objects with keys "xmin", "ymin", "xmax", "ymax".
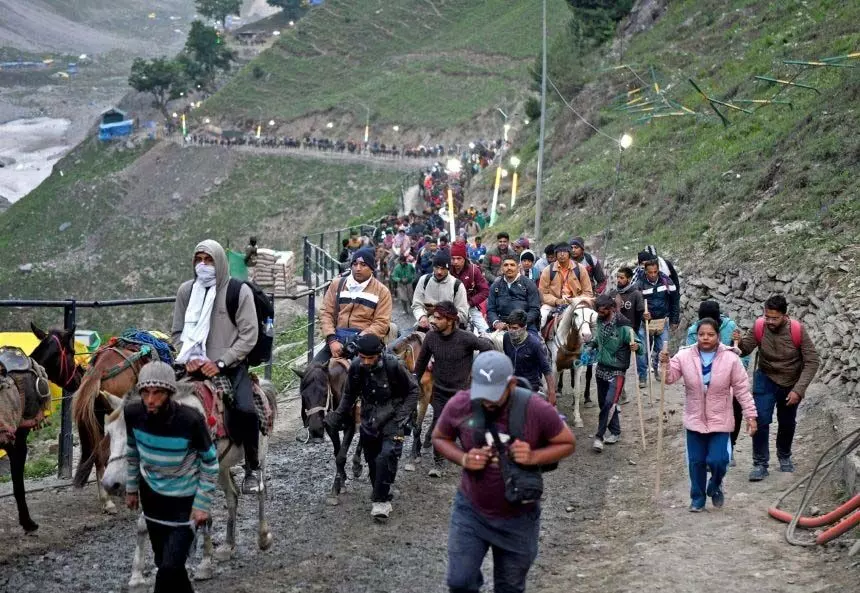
[
  {"xmin": 748, "ymin": 465, "xmax": 769, "ymax": 482},
  {"xmin": 711, "ymin": 488, "xmax": 724, "ymax": 508},
  {"xmin": 778, "ymin": 456, "xmax": 795, "ymax": 473},
  {"xmin": 592, "ymin": 438, "xmax": 604, "ymax": 452},
  {"xmin": 371, "ymin": 502, "xmax": 392, "ymax": 521},
  {"xmin": 730, "ymin": 456, "xmax": 737, "ymax": 467},
  {"xmin": 689, "ymin": 504, "xmax": 704, "ymax": 513},
  {"xmin": 604, "ymin": 433, "xmax": 620, "ymax": 445},
  {"xmin": 638, "ymin": 378, "xmax": 647, "ymax": 389},
  {"xmin": 242, "ymin": 470, "xmax": 262, "ymax": 494},
  {"xmin": 620, "ymin": 389, "xmax": 630, "ymax": 405},
  {"xmin": 428, "ymin": 463, "xmax": 442, "ymax": 478}
]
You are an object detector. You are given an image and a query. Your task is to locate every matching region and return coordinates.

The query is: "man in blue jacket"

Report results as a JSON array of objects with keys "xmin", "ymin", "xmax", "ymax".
[
  {"xmin": 635, "ymin": 259, "xmax": 679, "ymax": 387},
  {"xmin": 502, "ymin": 309, "xmax": 556, "ymax": 405},
  {"xmin": 486, "ymin": 255, "xmax": 541, "ymax": 333}
]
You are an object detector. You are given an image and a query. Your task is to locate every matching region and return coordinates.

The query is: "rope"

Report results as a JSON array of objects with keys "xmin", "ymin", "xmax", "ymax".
[{"xmin": 119, "ymin": 329, "xmax": 175, "ymax": 364}]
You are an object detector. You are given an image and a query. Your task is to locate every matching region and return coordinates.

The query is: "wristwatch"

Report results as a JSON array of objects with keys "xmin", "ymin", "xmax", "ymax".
[{"xmin": 216, "ymin": 360, "xmax": 226, "ymax": 371}]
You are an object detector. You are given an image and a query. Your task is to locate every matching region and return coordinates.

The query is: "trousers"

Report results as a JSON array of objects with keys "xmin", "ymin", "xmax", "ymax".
[
  {"xmin": 636, "ymin": 322, "xmax": 669, "ymax": 378},
  {"xmin": 224, "ymin": 364, "xmax": 259, "ymax": 470},
  {"xmin": 595, "ymin": 374, "xmax": 624, "ymax": 440},
  {"xmin": 360, "ymin": 427, "xmax": 403, "ymax": 502},
  {"xmin": 751, "ymin": 370, "xmax": 798, "ymax": 468},
  {"xmin": 140, "ymin": 480, "xmax": 195, "ymax": 593},
  {"xmin": 686, "ymin": 430, "xmax": 731, "ymax": 509},
  {"xmin": 429, "ymin": 388, "xmax": 456, "ymax": 463}
]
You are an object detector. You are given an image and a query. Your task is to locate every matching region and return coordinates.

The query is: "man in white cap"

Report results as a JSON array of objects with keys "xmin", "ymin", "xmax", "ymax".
[{"xmin": 431, "ymin": 351, "xmax": 575, "ymax": 593}]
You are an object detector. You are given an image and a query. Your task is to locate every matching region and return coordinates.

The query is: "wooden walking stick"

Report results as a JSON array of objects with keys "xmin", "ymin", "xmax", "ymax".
[
  {"xmin": 644, "ymin": 300, "xmax": 654, "ymax": 406},
  {"xmin": 630, "ymin": 332, "xmax": 647, "ymax": 451},
  {"xmin": 655, "ymin": 342, "xmax": 669, "ymax": 499}
]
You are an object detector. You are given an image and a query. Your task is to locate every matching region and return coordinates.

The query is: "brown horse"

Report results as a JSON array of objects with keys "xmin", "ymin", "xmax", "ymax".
[
  {"xmin": 71, "ymin": 340, "xmax": 159, "ymax": 513},
  {"xmin": 389, "ymin": 331, "xmax": 433, "ymax": 469}
]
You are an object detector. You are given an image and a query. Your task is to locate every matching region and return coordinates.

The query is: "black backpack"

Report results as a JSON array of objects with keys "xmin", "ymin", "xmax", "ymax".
[
  {"xmin": 421, "ymin": 274, "xmax": 462, "ymax": 298},
  {"xmin": 226, "ymin": 278, "xmax": 275, "ymax": 367}
]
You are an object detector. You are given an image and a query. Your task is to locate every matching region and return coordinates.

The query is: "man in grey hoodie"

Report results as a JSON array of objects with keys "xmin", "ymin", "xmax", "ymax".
[{"xmin": 172, "ymin": 239, "xmax": 263, "ymax": 493}]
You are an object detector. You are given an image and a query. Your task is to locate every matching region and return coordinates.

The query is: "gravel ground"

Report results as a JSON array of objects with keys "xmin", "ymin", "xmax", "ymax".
[{"xmin": 1, "ymin": 371, "xmax": 856, "ymax": 593}]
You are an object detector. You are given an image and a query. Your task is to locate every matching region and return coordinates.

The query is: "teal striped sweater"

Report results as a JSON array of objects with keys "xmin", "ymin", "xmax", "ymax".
[{"xmin": 125, "ymin": 400, "xmax": 219, "ymax": 513}]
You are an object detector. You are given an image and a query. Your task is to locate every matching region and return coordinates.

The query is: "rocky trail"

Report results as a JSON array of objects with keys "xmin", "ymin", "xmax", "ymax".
[{"xmin": 1, "ymin": 364, "xmax": 856, "ymax": 592}]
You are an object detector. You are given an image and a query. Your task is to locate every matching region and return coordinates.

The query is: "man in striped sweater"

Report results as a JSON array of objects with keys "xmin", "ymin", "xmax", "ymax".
[{"xmin": 125, "ymin": 361, "xmax": 218, "ymax": 593}]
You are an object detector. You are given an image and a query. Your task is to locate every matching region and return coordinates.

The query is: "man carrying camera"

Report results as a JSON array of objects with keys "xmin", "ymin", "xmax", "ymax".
[
  {"xmin": 432, "ymin": 351, "xmax": 575, "ymax": 593},
  {"xmin": 325, "ymin": 334, "xmax": 419, "ymax": 521},
  {"xmin": 315, "ymin": 247, "xmax": 394, "ymax": 364}
]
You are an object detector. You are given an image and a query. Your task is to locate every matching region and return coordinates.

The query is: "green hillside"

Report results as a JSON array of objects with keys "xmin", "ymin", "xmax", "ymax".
[
  {"xmin": 491, "ymin": 0, "xmax": 858, "ymax": 271},
  {"xmin": 0, "ymin": 139, "xmax": 405, "ymax": 329},
  {"xmin": 203, "ymin": 0, "xmax": 571, "ymax": 131}
]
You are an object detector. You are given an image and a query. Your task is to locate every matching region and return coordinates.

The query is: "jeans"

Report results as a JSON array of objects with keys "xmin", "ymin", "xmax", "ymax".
[
  {"xmin": 595, "ymin": 373, "xmax": 623, "ymax": 440},
  {"xmin": 140, "ymin": 481, "xmax": 195, "ymax": 593},
  {"xmin": 686, "ymin": 430, "xmax": 731, "ymax": 509},
  {"xmin": 360, "ymin": 427, "xmax": 403, "ymax": 502},
  {"xmin": 751, "ymin": 370, "xmax": 797, "ymax": 468},
  {"xmin": 469, "ymin": 306, "xmax": 489, "ymax": 333},
  {"xmin": 447, "ymin": 491, "xmax": 540, "ymax": 593},
  {"xmin": 637, "ymin": 322, "xmax": 669, "ymax": 379}
]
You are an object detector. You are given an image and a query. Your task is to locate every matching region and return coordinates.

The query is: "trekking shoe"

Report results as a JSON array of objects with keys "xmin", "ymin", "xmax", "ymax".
[
  {"xmin": 689, "ymin": 504, "xmax": 704, "ymax": 513},
  {"xmin": 428, "ymin": 462, "xmax": 443, "ymax": 478},
  {"xmin": 604, "ymin": 432, "xmax": 620, "ymax": 445},
  {"xmin": 371, "ymin": 502, "xmax": 392, "ymax": 521},
  {"xmin": 619, "ymin": 388, "xmax": 630, "ymax": 405},
  {"xmin": 711, "ymin": 488, "xmax": 725, "ymax": 508},
  {"xmin": 778, "ymin": 456, "xmax": 795, "ymax": 473},
  {"xmin": 638, "ymin": 378, "xmax": 647, "ymax": 389},
  {"xmin": 592, "ymin": 438, "xmax": 604, "ymax": 453},
  {"xmin": 730, "ymin": 455, "xmax": 737, "ymax": 467},
  {"xmin": 242, "ymin": 470, "xmax": 262, "ymax": 494},
  {"xmin": 748, "ymin": 465, "xmax": 769, "ymax": 482}
]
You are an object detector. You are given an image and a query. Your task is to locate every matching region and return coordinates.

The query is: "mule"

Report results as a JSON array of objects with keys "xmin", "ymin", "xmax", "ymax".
[
  {"xmin": 545, "ymin": 298, "xmax": 597, "ymax": 427},
  {"xmin": 99, "ymin": 377, "xmax": 278, "ymax": 586},
  {"xmin": 0, "ymin": 347, "xmax": 52, "ymax": 532},
  {"xmin": 389, "ymin": 332, "xmax": 433, "ymax": 471},
  {"xmin": 296, "ymin": 360, "xmax": 362, "ymax": 505}
]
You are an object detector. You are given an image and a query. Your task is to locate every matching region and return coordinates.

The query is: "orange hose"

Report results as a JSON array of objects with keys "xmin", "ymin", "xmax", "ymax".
[
  {"xmin": 816, "ymin": 509, "xmax": 860, "ymax": 544},
  {"xmin": 768, "ymin": 494, "xmax": 860, "ymax": 528}
]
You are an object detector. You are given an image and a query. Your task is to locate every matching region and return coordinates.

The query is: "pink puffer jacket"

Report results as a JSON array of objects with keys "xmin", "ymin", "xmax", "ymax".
[{"xmin": 665, "ymin": 344, "xmax": 756, "ymax": 434}]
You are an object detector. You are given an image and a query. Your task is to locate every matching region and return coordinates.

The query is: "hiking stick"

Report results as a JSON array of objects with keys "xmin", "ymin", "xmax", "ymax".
[
  {"xmin": 630, "ymin": 333, "xmax": 647, "ymax": 452},
  {"xmin": 655, "ymin": 342, "xmax": 669, "ymax": 499},
  {"xmin": 644, "ymin": 301, "xmax": 654, "ymax": 406}
]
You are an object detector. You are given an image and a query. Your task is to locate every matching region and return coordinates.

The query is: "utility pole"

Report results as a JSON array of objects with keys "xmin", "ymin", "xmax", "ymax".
[{"xmin": 534, "ymin": 0, "xmax": 548, "ymax": 241}]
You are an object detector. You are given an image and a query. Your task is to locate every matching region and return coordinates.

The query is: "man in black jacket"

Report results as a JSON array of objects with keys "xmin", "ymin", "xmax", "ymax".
[
  {"xmin": 325, "ymin": 334, "xmax": 419, "ymax": 521},
  {"xmin": 486, "ymin": 255, "xmax": 542, "ymax": 332}
]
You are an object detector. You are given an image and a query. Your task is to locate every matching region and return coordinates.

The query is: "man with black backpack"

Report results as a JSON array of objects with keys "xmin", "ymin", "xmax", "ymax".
[
  {"xmin": 172, "ymin": 239, "xmax": 270, "ymax": 494},
  {"xmin": 324, "ymin": 334, "xmax": 419, "ymax": 521},
  {"xmin": 432, "ymin": 351, "xmax": 575, "ymax": 593},
  {"xmin": 412, "ymin": 251, "xmax": 469, "ymax": 330}
]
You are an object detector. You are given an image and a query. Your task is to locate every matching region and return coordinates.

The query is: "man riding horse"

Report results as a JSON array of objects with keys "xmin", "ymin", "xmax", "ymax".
[
  {"xmin": 172, "ymin": 239, "xmax": 261, "ymax": 494},
  {"xmin": 538, "ymin": 242, "xmax": 594, "ymax": 331}
]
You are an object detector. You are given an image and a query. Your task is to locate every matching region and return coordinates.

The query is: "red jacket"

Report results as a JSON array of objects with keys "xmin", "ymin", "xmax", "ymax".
[{"xmin": 451, "ymin": 262, "xmax": 489, "ymax": 307}]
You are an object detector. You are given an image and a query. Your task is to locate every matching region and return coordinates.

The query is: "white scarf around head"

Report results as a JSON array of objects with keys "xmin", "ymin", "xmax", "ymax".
[{"xmin": 176, "ymin": 268, "xmax": 217, "ymax": 363}]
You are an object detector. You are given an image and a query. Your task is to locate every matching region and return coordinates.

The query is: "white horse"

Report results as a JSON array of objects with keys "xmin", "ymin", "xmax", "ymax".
[
  {"xmin": 99, "ymin": 379, "xmax": 277, "ymax": 587},
  {"xmin": 545, "ymin": 298, "xmax": 597, "ymax": 428}
]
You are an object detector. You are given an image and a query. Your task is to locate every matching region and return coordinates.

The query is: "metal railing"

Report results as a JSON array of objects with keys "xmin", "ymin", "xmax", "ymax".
[{"xmin": 0, "ymin": 280, "xmax": 332, "ymax": 480}]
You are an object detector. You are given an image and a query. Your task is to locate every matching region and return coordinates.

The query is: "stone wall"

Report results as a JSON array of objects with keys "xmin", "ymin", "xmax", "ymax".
[{"xmin": 680, "ymin": 266, "xmax": 860, "ymax": 409}]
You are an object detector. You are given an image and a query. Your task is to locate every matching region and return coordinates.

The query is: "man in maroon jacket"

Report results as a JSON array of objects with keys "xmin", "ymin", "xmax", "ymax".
[{"xmin": 450, "ymin": 241, "xmax": 489, "ymax": 333}]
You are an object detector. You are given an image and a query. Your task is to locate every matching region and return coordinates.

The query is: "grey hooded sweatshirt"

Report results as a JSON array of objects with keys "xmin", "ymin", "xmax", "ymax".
[{"xmin": 171, "ymin": 239, "xmax": 258, "ymax": 368}]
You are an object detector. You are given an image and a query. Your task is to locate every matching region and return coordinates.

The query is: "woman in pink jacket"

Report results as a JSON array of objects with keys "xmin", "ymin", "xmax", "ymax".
[{"xmin": 660, "ymin": 318, "xmax": 758, "ymax": 512}]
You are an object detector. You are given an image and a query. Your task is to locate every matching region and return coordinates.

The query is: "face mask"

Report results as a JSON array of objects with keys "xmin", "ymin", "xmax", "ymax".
[
  {"xmin": 195, "ymin": 262, "xmax": 217, "ymax": 287},
  {"xmin": 509, "ymin": 328, "xmax": 527, "ymax": 343}
]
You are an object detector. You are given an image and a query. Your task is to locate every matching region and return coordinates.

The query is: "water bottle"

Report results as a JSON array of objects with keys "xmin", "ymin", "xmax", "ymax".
[{"xmin": 264, "ymin": 317, "xmax": 274, "ymax": 338}]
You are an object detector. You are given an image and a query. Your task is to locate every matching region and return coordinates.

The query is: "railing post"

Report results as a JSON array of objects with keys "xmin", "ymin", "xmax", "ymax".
[
  {"xmin": 302, "ymin": 236, "xmax": 311, "ymax": 285},
  {"xmin": 264, "ymin": 294, "xmax": 275, "ymax": 380},
  {"xmin": 306, "ymin": 289, "xmax": 316, "ymax": 364},
  {"xmin": 58, "ymin": 301, "xmax": 76, "ymax": 480}
]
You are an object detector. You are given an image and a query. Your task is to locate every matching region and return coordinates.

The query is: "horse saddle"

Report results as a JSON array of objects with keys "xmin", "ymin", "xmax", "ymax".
[
  {"xmin": 540, "ymin": 305, "xmax": 569, "ymax": 341},
  {"xmin": 0, "ymin": 347, "xmax": 33, "ymax": 373},
  {"xmin": 191, "ymin": 378, "xmax": 273, "ymax": 441}
]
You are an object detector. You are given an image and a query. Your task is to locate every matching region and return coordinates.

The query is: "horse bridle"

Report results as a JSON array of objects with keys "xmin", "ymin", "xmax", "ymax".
[{"xmin": 51, "ymin": 334, "xmax": 81, "ymax": 389}]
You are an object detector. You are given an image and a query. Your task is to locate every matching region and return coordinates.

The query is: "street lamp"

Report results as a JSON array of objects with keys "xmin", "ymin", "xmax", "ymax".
[
  {"xmin": 509, "ymin": 156, "xmax": 521, "ymax": 208},
  {"xmin": 268, "ymin": 119, "xmax": 275, "ymax": 126},
  {"xmin": 503, "ymin": 123, "xmax": 511, "ymax": 142},
  {"xmin": 620, "ymin": 133, "xmax": 633, "ymax": 150},
  {"xmin": 326, "ymin": 122, "xmax": 334, "ymax": 129},
  {"xmin": 445, "ymin": 159, "xmax": 462, "ymax": 239},
  {"xmin": 490, "ymin": 164, "xmax": 504, "ymax": 226},
  {"xmin": 392, "ymin": 125, "xmax": 400, "ymax": 132}
]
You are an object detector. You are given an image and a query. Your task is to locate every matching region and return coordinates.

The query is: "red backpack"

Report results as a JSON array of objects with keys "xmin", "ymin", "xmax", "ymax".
[{"xmin": 753, "ymin": 317, "xmax": 802, "ymax": 349}]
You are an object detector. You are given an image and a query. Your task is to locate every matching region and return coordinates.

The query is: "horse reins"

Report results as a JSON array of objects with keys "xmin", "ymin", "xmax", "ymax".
[{"xmin": 52, "ymin": 334, "xmax": 82, "ymax": 389}]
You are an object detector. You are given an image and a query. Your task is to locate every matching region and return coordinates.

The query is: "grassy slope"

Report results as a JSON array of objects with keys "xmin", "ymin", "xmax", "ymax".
[
  {"xmin": 203, "ymin": 0, "xmax": 571, "ymax": 129},
  {"xmin": 493, "ymin": 0, "xmax": 859, "ymax": 271},
  {"xmin": 0, "ymin": 139, "xmax": 405, "ymax": 331}
]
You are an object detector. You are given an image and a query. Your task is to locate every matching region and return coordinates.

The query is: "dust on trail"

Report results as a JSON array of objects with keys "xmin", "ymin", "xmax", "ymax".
[{"xmin": 0, "ymin": 375, "xmax": 856, "ymax": 592}]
